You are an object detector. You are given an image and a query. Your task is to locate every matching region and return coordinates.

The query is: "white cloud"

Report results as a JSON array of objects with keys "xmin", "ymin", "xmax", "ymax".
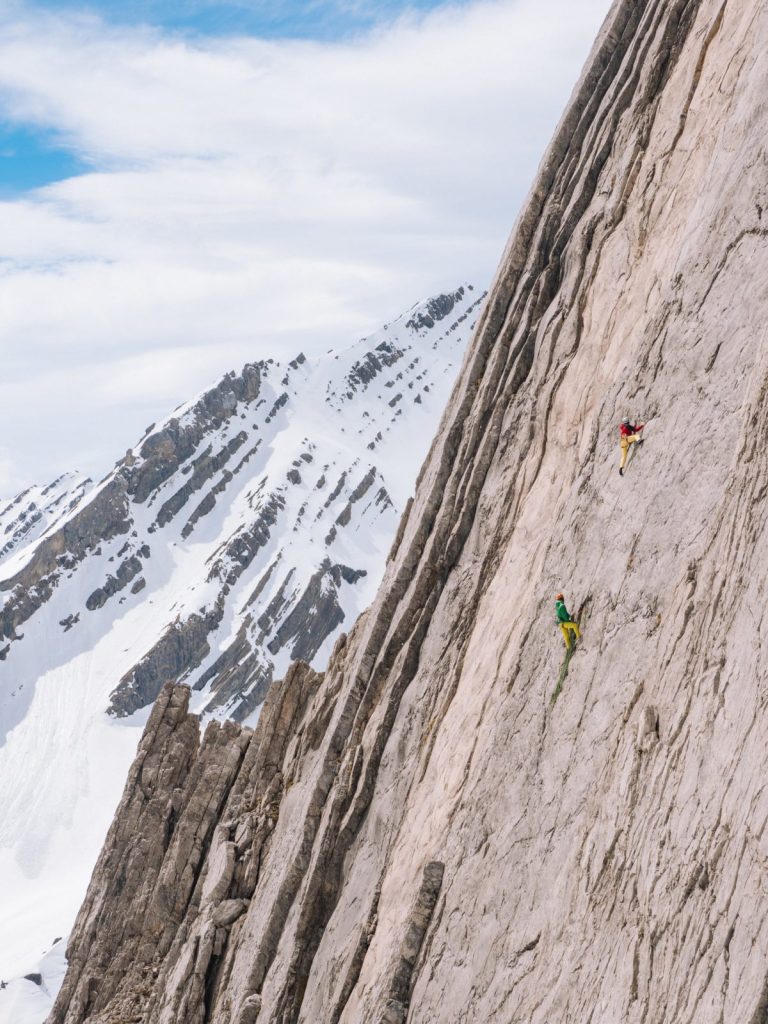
[{"xmin": 0, "ymin": 0, "xmax": 612, "ymax": 489}]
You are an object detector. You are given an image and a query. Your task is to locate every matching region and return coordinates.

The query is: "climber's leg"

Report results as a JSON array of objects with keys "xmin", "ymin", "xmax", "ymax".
[
  {"xmin": 561, "ymin": 622, "xmax": 579, "ymax": 648},
  {"xmin": 619, "ymin": 436, "xmax": 639, "ymax": 474}
]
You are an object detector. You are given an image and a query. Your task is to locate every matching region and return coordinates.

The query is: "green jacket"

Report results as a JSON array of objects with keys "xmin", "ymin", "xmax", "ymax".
[{"xmin": 555, "ymin": 599, "xmax": 573, "ymax": 623}]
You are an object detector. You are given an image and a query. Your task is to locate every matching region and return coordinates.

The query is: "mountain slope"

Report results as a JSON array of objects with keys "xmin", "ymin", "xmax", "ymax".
[
  {"xmin": 0, "ymin": 473, "xmax": 92, "ymax": 569},
  {"xmin": 0, "ymin": 285, "xmax": 482, "ymax": 1001},
  {"xmin": 0, "ymin": 286, "xmax": 482, "ymax": 731},
  {"xmin": 46, "ymin": 1, "xmax": 768, "ymax": 1023}
]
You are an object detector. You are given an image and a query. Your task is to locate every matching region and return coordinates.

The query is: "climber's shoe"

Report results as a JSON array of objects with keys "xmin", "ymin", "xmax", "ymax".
[{"xmin": 619, "ymin": 467, "xmax": 624, "ymax": 476}]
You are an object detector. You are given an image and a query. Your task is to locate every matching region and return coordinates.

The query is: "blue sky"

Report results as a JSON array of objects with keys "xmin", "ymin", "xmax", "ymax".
[
  {"xmin": 0, "ymin": 122, "xmax": 87, "ymax": 195},
  {"xmin": 0, "ymin": 0, "xmax": 612, "ymax": 493},
  {"xmin": 32, "ymin": 0, "xmax": 463, "ymax": 38}
]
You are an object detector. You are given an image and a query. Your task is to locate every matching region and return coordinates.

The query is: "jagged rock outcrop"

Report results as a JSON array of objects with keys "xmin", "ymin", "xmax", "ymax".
[
  {"xmin": 50, "ymin": 1, "xmax": 768, "ymax": 1022},
  {"xmin": 51, "ymin": 667, "xmax": 323, "ymax": 1024}
]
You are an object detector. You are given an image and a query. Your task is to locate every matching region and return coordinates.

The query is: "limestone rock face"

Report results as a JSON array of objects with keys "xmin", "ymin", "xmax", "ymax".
[{"xmin": 49, "ymin": 1, "xmax": 768, "ymax": 1022}]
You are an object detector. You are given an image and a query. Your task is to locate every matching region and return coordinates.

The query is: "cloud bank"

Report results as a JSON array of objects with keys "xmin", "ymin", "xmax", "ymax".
[{"xmin": 0, "ymin": 0, "xmax": 612, "ymax": 493}]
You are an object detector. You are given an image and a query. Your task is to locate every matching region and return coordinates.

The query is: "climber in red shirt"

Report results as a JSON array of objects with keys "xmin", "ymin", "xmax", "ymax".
[{"xmin": 619, "ymin": 417, "xmax": 644, "ymax": 476}]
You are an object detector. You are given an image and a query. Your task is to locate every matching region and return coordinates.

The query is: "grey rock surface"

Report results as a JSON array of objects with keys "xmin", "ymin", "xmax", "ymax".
[{"xmin": 49, "ymin": 0, "xmax": 768, "ymax": 1022}]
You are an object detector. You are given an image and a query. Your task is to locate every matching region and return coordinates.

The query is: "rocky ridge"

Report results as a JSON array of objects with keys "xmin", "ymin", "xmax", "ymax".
[{"xmin": 49, "ymin": 1, "xmax": 768, "ymax": 1022}]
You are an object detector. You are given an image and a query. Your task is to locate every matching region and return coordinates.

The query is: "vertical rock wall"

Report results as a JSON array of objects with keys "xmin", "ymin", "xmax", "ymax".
[{"xmin": 50, "ymin": 0, "xmax": 768, "ymax": 1021}]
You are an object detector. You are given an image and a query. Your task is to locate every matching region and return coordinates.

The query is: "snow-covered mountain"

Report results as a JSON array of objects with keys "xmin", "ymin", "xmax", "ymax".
[
  {"xmin": 0, "ymin": 473, "xmax": 92, "ymax": 568},
  {"xmin": 0, "ymin": 284, "xmax": 483, "ymax": 1009}
]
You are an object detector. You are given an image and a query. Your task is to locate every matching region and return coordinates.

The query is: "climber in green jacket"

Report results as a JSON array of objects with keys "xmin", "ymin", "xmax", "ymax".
[{"xmin": 555, "ymin": 592, "xmax": 581, "ymax": 649}]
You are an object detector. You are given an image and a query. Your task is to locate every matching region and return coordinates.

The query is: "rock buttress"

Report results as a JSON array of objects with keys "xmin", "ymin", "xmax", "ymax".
[{"xmin": 52, "ymin": 0, "xmax": 768, "ymax": 1022}]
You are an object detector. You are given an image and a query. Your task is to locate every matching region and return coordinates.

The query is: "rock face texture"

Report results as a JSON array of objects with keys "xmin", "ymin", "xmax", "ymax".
[{"xmin": 50, "ymin": 1, "xmax": 768, "ymax": 1022}]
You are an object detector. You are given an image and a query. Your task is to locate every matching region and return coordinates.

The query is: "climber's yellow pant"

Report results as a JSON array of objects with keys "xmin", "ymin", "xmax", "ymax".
[
  {"xmin": 619, "ymin": 433, "xmax": 641, "ymax": 469},
  {"xmin": 560, "ymin": 621, "xmax": 581, "ymax": 649}
]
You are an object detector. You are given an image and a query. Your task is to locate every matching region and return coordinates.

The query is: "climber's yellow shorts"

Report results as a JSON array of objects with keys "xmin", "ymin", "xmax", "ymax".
[
  {"xmin": 619, "ymin": 433, "xmax": 641, "ymax": 470},
  {"xmin": 560, "ymin": 621, "xmax": 581, "ymax": 648}
]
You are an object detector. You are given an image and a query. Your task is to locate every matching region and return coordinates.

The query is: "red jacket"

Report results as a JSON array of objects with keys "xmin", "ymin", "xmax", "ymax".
[{"xmin": 620, "ymin": 422, "xmax": 644, "ymax": 437}]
